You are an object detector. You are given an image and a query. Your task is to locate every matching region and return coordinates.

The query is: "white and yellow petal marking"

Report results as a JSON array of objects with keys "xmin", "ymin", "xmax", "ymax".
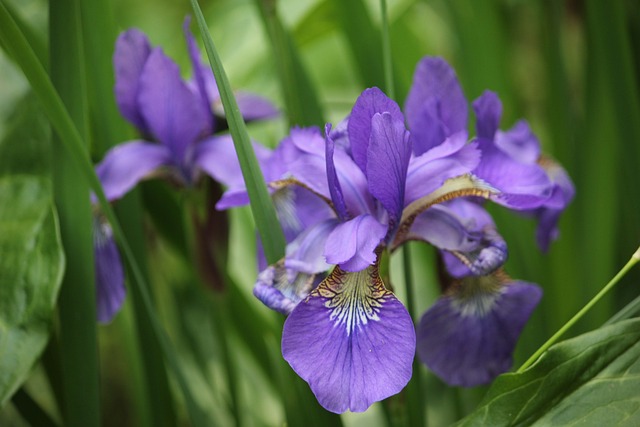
[{"xmin": 309, "ymin": 264, "xmax": 392, "ymax": 336}]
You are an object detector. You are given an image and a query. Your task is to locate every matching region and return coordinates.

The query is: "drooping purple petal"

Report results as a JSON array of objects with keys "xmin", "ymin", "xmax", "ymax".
[
  {"xmin": 472, "ymin": 91, "xmax": 502, "ymax": 140},
  {"xmin": 405, "ymin": 57, "xmax": 468, "ymax": 155},
  {"xmin": 404, "ymin": 132, "xmax": 481, "ymax": 205},
  {"xmin": 324, "ymin": 214, "xmax": 387, "ymax": 272},
  {"xmin": 114, "ymin": 29, "xmax": 152, "ymax": 133},
  {"xmin": 96, "ymin": 141, "xmax": 172, "ymax": 201},
  {"xmin": 325, "ymin": 124, "xmax": 349, "ymax": 220},
  {"xmin": 194, "ymin": 135, "xmax": 272, "ymax": 188},
  {"xmin": 282, "ymin": 264, "xmax": 415, "ymax": 413},
  {"xmin": 137, "ymin": 48, "xmax": 209, "ymax": 163},
  {"xmin": 93, "ymin": 216, "xmax": 126, "ymax": 323},
  {"xmin": 417, "ymin": 278, "xmax": 542, "ymax": 387},
  {"xmin": 494, "ymin": 120, "xmax": 541, "ymax": 164},
  {"xmin": 183, "ymin": 17, "xmax": 214, "ymax": 133},
  {"xmin": 367, "ymin": 112, "xmax": 411, "ymax": 227},
  {"xmin": 348, "ymin": 87, "xmax": 404, "ymax": 174},
  {"xmin": 473, "ymin": 137, "xmax": 552, "ymax": 209},
  {"xmin": 233, "ymin": 92, "xmax": 280, "ymax": 122}
]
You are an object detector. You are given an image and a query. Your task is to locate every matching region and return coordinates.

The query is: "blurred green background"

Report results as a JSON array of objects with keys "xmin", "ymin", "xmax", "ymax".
[{"xmin": 1, "ymin": 0, "xmax": 639, "ymax": 425}]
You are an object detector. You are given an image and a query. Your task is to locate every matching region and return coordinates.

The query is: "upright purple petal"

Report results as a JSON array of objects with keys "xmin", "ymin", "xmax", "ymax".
[
  {"xmin": 114, "ymin": 29, "xmax": 152, "ymax": 133},
  {"xmin": 367, "ymin": 112, "xmax": 411, "ymax": 228},
  {"xmin": 473, "ymin": 91, "xmax": 502, "ymax": 140},
  {"xmin": 94, "ymin": 216, "xmax": 126, "ymax": 323},
  {"xmin": 417, "ymin": 278, "xmax": 542, "ymax": 387},
  {"xmin": 183, "ymin": 17, "xmax": 214, "ymax": 133},
  {"xmin": 137, "ymin": 48, "xmax": 209, "ymax": 163},
  {"xmin": 348, "ymin": 87, "xmax": 404, "ymax": 174},
  {"xmin": 325, "ymin": 124, "xmax": 349, "ymax": 220},
  {"xmin": 282, "ymin": 264, "xmax": 415, "ymax": 413},
  {"xmin": 96, "ymin": 141, "xmax": 171, "ymax": 201},
  {"xmin": 494, "ymin": 120, "xmax": 541, "ymax": 164},
  {"xmin": 405, "ymin": 57, "xmax": 468, "ymax": 155},
  {"xmin": 324, "ymin": 214, "xmax": 387, "ymax": 272}
]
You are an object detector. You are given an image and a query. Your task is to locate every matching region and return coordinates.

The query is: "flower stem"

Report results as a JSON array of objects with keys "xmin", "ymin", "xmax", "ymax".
[{"xmin": 518, "ymin": 246, "xmax": 640, "ymax": 372}]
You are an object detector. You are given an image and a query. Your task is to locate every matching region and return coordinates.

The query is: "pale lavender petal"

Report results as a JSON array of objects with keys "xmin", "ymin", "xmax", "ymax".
[
  {"xmin": 282, "ymin": 265, "xmax": 415, "ymax": 413},
  {"xmin": 324, "ymin": 214, "xmax": 387, "ymax": 272},
  {"xmin": 348, "ymin": 87, "xmax": 404, "ymax": 174},
  {"xmin": 183, "ymin": 17, "xmax": 214, "ymax": 133},
  {"xmin": 253, "ymin": 265, "xmax": 322, "ymax": 315},
  {"xmin": 194, "ymin": 135, "xmax": 272, "ymax": 188},
  {"xmin": 494, "ymin": 120, "xmax": 541, "ymax": 164},
  {"xmin": 325, "ymin": 124, "xmax": 349, "ymax": 220},
  {"xmin": 473, "ymin": 138, "xmax": 552, "ymax": 209},
  {"xmin": 472, "ymin": 91, "xmax": 502, "ymax": 140},
  {"xmin": 367, "ymin": 112, "xmax": 411, "ymax": 227},
  {"xmin": 417, "ymin": 279, "xmax": 542, "ymax": 387},
  {"xmin": 405, "ymin": 57, "xmax": 468, "ymax": 155},
  {"xmin": 114, "ymin": 29, "xmax": 152, "ymax": 133},
  {"xmin": 138, "ymin": 48, "xmax": 209, "ymax": 162},
  {"xmin": 96, "ymin": 141, "xmax": 171, "ymax": 201},
  {"xmin": 234, "ymin": 92, "xmax": 280, "ymax": 121},
  {"xmin": 405, "ymin": 132, "xmax": 481, "ymax": 205},
  {"xmin": 285, "ymin": 218, "xmax": 338, "ymax": 274},
  {"xmin": 94, "ymin": 217, "xmax": 126, "ymax": 323}
]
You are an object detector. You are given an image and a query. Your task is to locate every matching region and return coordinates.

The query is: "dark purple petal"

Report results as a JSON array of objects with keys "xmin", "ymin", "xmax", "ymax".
[
  {"xmin": 183, "ymin": 17, "xmax": 214, "ymax": 133},
  {"xmin": 417, "ymin": 278, "xmax": 542, "ymax": 387},
  {"xmin": 194, "ymin": 135, "xmax": 272, "ymax": 188},
  {"xmin": 405, "ymin": 57, "xmax": 468, "ymax": 155},
  {"xmin": 324, "ymin": 214, "xmax": 387, "ymax": 272},
  {"xmin": 472, "ymin": 91, "xmax": 502, "ymax": 140},
  {"xmin": 96, "ymin": 141, "xmax": 171, "ymax": 201},
  {"xmin": 348, "ymin": 87, "xmax": 404, "ymax": 174},
  {"xmin": 473, "ymin": 138, "xmax": 552, "ymax": 209},
  {"xmin": 494, "ymin": 120, "xmax": 541, "ymax": 164},
  {"xmin": 282, "ymin": 264, "xmax": 415, "ymax": 413},
  {"xmin": 114, "ymin": 29, "xmax": 152, "ymax": 133},
  {"xmin": 367, "ymin": 112, "xmax": 411, "ymax": 227},
  {"xmin": 137, "ymin": 48, "xmax": 209, "ymax": 163},
  {"xmin": 325, "ymin": 124, "xmax": 349, "ymax": 220},
  {"xmin": 94, "ymin": 217, "xmax": 126, "ymax": 323},
  {"xmin": 405, "ymin": 132, "xmax": 481, "ymax": 205}
]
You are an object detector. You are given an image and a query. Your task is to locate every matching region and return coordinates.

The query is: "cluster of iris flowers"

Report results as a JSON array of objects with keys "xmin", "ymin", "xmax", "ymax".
[{"xmin": 94, "ymin": 20, "xmax": 573, "ymax": 415}]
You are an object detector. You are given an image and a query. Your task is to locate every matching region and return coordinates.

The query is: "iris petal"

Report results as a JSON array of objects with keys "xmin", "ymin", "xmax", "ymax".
[
  {"xmin": 324, "ymin": 214, "xmax": 387, "ymax": 272},
  {"xmin": 282, "ymin": 264, "xmax": 415, "ymax": 413},
  {"xmin": 93, "ymin": 216, "xmax": 126, "ymax": 323}
]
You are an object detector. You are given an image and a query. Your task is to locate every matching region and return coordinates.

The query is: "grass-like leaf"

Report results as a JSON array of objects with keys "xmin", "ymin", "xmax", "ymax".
[{"xmin": 189, "ymin": 0, "xmax": 286, "ymax": 264}]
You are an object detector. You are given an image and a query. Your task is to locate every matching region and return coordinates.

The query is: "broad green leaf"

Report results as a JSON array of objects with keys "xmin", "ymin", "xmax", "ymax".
[
  {"xmin": 0, "ymin": 179, "xmax": 64, "ymax": 406},
  {"xmin": 456, "ymin": 318, "xmax": 640, "ymax": 426}
]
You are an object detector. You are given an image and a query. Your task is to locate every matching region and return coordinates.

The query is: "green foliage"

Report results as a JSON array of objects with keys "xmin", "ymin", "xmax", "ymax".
[{"xmin": 457, "ymin": 318, "xmax": 640, "ymax": 427}]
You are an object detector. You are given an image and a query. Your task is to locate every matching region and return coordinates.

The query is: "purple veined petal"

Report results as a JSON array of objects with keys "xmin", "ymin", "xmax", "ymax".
[
  {"xmin": 324, "ymin": 214, "xmax": 387, "ymax": 272},
  {"xmin": 273, "ymin": 186, "xmax": 335, "ymax": 243},
  {"xmin": 326, "ymin": 124, "xmax": 349, "ymax": 220},
  {"xmin": 282, "ymin": 263, "xmax": 415, "ymax": 413},
  {"xmin": 417, "ymin": 277, "xmax": 542, "ymax": 387},
  {"xmin": 472, "ymin": 90, "xmax": 502, "ymax": 140},
  {"xmin": 348, "ymin": 87, "xmax": 404, "ymax": 174},
  {"xmin": 253, "ymin": 264, "xmax": 323, "ymax": 315},
  {"xmin": 114, "ymin": 29, "xmax": 152, "ymax": 133},
  {"xmin": 183, "ymin": 17, "xmax": 214, "ymax": 133},
  {"xmin": 93, "ymin": 215, "xmax": 126, "ymax": 323},
  {"xmin": 285, "ymin": 217, "xmax": 338, "ymax": 274},
  {"xmin": 193, "ymin": 135, "xmax": 272, "ymax": 188},
  {"xmin": 407, "ymin": 201, "xmax": 507, "ymax": 276},
  {"xmin": 367, "ymin": 112, "xmax": 411, "ymax": 228},
  {"xmin": 473, "ymin": 137, "xmax": 552, "ymax": 209},
  {"xmin": 404, "ymin": 56, "xmax": 468, "ymax": 155},
  {"xmin": 137, "ymin": 48, "xmax": 209, "ymax": 164},
  {"xmin": 96, "ymin": 141, "xmax": 172, "ymax": 201},
  {"xmin": 404, "ymin": 132, "xmax": 481, "ymax": 205},
  {"xmin": 494, "ymin": 120, "xmax": 541, "ymax": 164}
]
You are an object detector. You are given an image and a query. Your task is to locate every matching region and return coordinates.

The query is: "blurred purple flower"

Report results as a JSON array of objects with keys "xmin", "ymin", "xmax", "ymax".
[{"xmin": 93, "ymin": 18, "xmax": 278, "ymax": 323}]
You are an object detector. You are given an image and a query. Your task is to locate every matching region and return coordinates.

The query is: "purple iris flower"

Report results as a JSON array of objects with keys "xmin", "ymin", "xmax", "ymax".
[
  {"xmin": 217, "ymin": 57, "xmax": 573, "ymax": 409},
  {"xmin": 92, "ymin": 19, "xmax": 278, "ymax": 323}
]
